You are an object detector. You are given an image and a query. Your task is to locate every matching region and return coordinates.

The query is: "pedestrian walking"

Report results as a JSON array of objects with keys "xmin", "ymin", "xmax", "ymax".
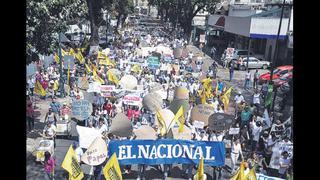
[
  {"xmin": 229, "ymin": 63, "xmax": 234, "ymax": 82},
  {"xmin": 261, "ymin": 81, "xmax": 268, "ymax": 100},
  {"xmin": 42, "ymin": 151, "xmax": 55, "ymax": 180},
  {"xmin": 230, "ymin": 138, "xmax": 243, "ymax": 173},
  {"xmin": 27, "ymin": 101, "xmax": 35, "ymax": 132},
  {"xmin": 253, "ymin": 89, "xmax": 261, "ymax": 115},
  {"xmin": 253, "ymin": 69, "xmax": 260, "ymax": 89},
  {"xmin": 244, "ymin": 70, "xmax": 251, "ymax": 90}
]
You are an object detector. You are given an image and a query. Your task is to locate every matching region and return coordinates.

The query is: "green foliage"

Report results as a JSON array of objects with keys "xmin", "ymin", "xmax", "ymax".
[{"xmin": 26, "ymin": 0, "xmax": 88, "ymax": 60}]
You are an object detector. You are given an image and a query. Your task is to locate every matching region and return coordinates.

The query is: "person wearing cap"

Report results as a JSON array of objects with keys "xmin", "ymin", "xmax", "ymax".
[{"xmin": 45, "ymin": 108, "xmax": 58, "ymax": 125}]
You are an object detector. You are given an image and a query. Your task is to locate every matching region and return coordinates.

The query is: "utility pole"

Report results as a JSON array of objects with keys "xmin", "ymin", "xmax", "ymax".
[
  {"xmin": 58, "ymin": 33, "xmax": 65, "ymax": 98},
  {"xmin": 269, "ymin": 0, "xmax": 286, "ymax": 113},
  {"xmin": 246, "ymin": 37, "xmax": 251, "ymax": 71}
]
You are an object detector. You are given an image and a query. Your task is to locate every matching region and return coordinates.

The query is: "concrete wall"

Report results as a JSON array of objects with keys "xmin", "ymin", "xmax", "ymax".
[
  {"xmin": 250, "ymin": 17, "xmax": 289, "ymax": 38},
  {"xmin": 224, "ymin": 16, "xmax": 251, "ymax": 37}
]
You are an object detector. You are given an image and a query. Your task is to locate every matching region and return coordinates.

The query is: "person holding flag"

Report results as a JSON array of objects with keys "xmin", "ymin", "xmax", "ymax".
[{"xmin": 61, "ymin": 145, "xmax": 84, "ymax": 180}]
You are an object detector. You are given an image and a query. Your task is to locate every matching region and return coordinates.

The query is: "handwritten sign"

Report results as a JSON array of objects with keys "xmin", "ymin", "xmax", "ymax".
[
  {"xmin": 193, "ymin": 120, "xmax": 205, "ymax": 129},
  {"xmin": 76, "ymin": 125, "xmax": 102, "ymax": 148},
  {"xmin": 81, "ymin": 137, "xmax": 108, "ymax": 166},
  {"xmin": 87, "ymin": 82, "xmax": 101, "ymax": 93},
  {"xmin": 228, "ymin": 128, "xmax": 240, "ymax": 135},
  {"xmin": 72, "ymin": 100, "xmax": 93, "ymax": 121},
  {"xmin": 256, "ymin": 173, "xmax": 285, "ymax": 180},
  {"xmin": 123, "ymin": 94, "xmax": 141, "ymax": 106},
  {"xmin": 269, "ymin": 142, "xmax": 293, "ymax": 170},
  {"xmin": 191, "ymin": 104, "xmax": 215, "ymax": 126},
  {"xmin": 100, "ymin": 85, "xmax": 115, "ymax": 97}
]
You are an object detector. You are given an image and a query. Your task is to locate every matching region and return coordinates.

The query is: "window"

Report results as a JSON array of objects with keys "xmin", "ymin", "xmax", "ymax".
[{"xmin": 280, "ymin": 70, "xmax": 289, "ymax": 75}]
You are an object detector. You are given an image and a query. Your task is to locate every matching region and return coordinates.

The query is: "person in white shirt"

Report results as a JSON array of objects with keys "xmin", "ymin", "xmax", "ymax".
[
  {"xmin": 231, "ymin": 139, "xmax": 243, "ymax": 172},
  {"xmin": 244, "ymin": 70, "xmax": 251, "ymax": 90},
  {"xmin": 214, "ymin": 105, "xmax": 224, "ymax": 113},
  {"xmin": 96, "ymin": 118, "xmax": 108, "ymax": 134},
  {"xmin": 42, "ymin": 122, "xmax": 57, "ymax": 148},
  {"xmin": 73, "ymin": 142, "xmax": 83, "ymax": 164},
  {"xmin": 27, "ymin": 76, "xmax": 36, "ymax": 96},
  {"xmin": 252, "ymin": 90, "xmax": 261, "ymax": 114},
  {"xmin": 278, "ymin": 151, "xmax": 290, "ymax": 178},
  {"xmin": 234, "ymin": 91, "xmax": 245, "ymax": 116},
  {"xmin": 250, "ymin": 121, "xmax": 262, "ymax": 151}
]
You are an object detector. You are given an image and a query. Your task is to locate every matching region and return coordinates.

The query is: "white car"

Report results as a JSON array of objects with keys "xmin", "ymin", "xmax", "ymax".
[{"xmin": 234, "ymin": 57, "xmax": 270, "ymax": 70}]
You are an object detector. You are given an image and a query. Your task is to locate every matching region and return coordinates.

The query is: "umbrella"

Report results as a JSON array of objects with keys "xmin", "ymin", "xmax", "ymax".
[
  {"xmin": 133, "ymin": 125, "xmax": 157, "ymax": 140},
  {"xmin": 173, "ymin": 87, "xmax": 189, "ymax": 100},
  {"xmin": 109, "ymin": 113, "xmax": 133, "ymax": 137},
  {"xmin": 208, "ymin": 113, "xmax": 235, "ymax": 131},
  {"xmin": 120, "ymin": 75, "xmax": 138, "ymax": 90},
  {"xmin": 191, "ymin": 104, "xmax": 215, "ymax": 126},
  {"xmin": 142, "ymin": 93, "xmax": 163, "ymax": 113},
  {"xmin": 170, "ymin": 125, "xmax": 192, "ymax": 140}
]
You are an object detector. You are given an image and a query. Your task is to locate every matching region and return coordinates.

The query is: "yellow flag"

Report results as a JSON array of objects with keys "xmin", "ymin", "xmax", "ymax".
[
  {"xmin": 171, "ymin": 106, "xmax": 184, "ymax": 133},
  {"xmin": 199, "ymin": 89, "xmax": 206, "ymax": 104},
  {"xmin": 90, "ymin": 62, "xmax": 98, "ymax": 73},
  {"xmin": 75, "ymin": 51, "xmax": 85, "ymax": 64},
  {"xmin": 53, "ymin": 80, "xmax": 59, "ymax": 91},
  {"xmin": 107, "ymin": 71, "xmax": 119, "ymax": 85},
  {"xmin": 195, "ymin": 156, "xmax": 204, "ymax": 180},
  {"xmin": 69, "ymin": 48, "xmax": 76, "ymax": 57},
  {"xmin": 221, "ymin": 87, "xmax": 232, "ymax": 111},
  {"xmin": 103, "ymin": 153, "xmax": 123, "ymax": 180},
  {"xmin": 34, "ymin": 80, "xmax": 46, "ymax": 97},
  {"xmin": 131, "ymin": 64, "xmax": 141, "ymax": 74},
  {"xmin": 230, "ymin": 161, "xmax": 245, "ymax": 180},
  {"xmin": 61, "ymin": 48, "xmax": 67, "ymax": 56},
  {"xmin": 245, "ymin": 168, "xmax": 257, "ymax": 180},
  {"xmin": 97, "ymin": 50, "xmax": 107, "ymax": 59},
  {"xmin": 156, "ymin": 110, "xmax": 167, "ymax": 136},
  {"xmin": 54, "ymin": 53, "xmax": 60, "ymax": 63},
  {"xmin": 61, "ymin": 145, "xmax": 84, "ymax": 180},
  {"xmin": 201, "ymin": 78, "xmax": 212, "ymax": 90},
  {"xmin": 93, "ymin": 69, "xmax": 105, "ymax": 84},
  {"xmin": 85, "ymin": 63, "xmax": 92, "ymax": 74}
]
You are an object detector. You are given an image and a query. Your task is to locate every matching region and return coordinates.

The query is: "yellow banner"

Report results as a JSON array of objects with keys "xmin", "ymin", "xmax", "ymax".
[
  {"xmin": 61, "ymin": 145, "xmax": 84, "ymax": 180},
  {"xmin": 103, "ymin": 153, "xmax": 123, "ymax": 180}
]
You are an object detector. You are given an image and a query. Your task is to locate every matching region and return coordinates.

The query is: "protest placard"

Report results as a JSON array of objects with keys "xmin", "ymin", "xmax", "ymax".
[
  {"xmin": 269, "ymin": 142, "xmax": 293, "ymax": 169},
  {"xmin": 87, "ymin": 82, "xmax": 101, "ymax": 93},
  {"xmin": 123, "ymin": 94, "xmax": 142, "ymax": 106},
  {"xmin": 100, "ymin": 85, "xmax": 115, "ymax": 97},
  {"xmin": 81, "ymin": 137, "xmax": 108, "ymax": 166},
  {"xmin": 120, "ymin": 75, "xmax": 138, "ymax": 90},
  {"xmin": 191, "ymin": 104, "xmax": 215, "ymax": 126},
  {"xmin": 193, "ymin": 120, "xmax": 205, "ymax": 129},
  {"xmin": 43, "ymin": 55, "xmax": 54, "ymax": 68},
  {"xmin": 76, "ymin": 125, "xmax": 102, "ymax": 149},
  {"xmin": 228, "ymin": 128, "xmax": 240, "ymax": 135},
  {"xmin": 78, "ymin": 76, "xmax": 89, "ymax": 90},
  {"xmin": 110, "ymin": 113, "xmax": 133, "ymax": 137},
  {"xmin": 208, "ymin": 113, "xmax": 234, "ymax": 131},
  {"xmin": 108, "ymin": 139, "xmax": 225, "ymax": 166},
  {"xmin": 72, "ymin": 100, "xmax": 93, "ymax": 121},
  {"xmin": 147, "ymin": 56, "xmax": 160, "ymax": 69}
]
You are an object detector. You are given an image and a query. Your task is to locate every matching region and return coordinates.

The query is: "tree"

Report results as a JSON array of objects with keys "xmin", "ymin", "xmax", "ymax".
[
  {"xmin": 113, "ymin": 0, "xmax": 134, "ymax": 31},
  {"xmin": 26, "ymin": 0, "xmax": 88, "ymax": 63},
  {"xmin": 148, "ymin": 0, "xmax": 219, "ymax": 42}
]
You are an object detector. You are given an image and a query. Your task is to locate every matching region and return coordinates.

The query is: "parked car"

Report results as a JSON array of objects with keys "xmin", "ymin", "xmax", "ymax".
[
  {"xmin": 233, "ymin": 57, "xmax": 270, "ymax": 70},
  {"xmin": 222, "ymin": 49, "xmax": 254, "ymax": 67},
  {"xmin": 259, "ymin": 65, "xmax": 293, "ymax": 84},
  {"xmin": 273, "ymin": 72, "xmax": 293, "ymax": 87}
]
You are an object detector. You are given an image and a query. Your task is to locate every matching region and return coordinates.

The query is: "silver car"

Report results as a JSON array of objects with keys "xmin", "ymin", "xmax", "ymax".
[{"xmin": 234, "ymin": 57, "xmax": 270, "ymax": 70}]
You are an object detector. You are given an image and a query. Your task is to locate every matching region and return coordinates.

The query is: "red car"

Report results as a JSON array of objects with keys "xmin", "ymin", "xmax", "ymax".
[
  {"xmin": 273, "ymin": 72, "xmax": 293, "ymax": 87},
  {"xmin": 259, "ymin": 65, "xmax": 293, "ymax": 84}
]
